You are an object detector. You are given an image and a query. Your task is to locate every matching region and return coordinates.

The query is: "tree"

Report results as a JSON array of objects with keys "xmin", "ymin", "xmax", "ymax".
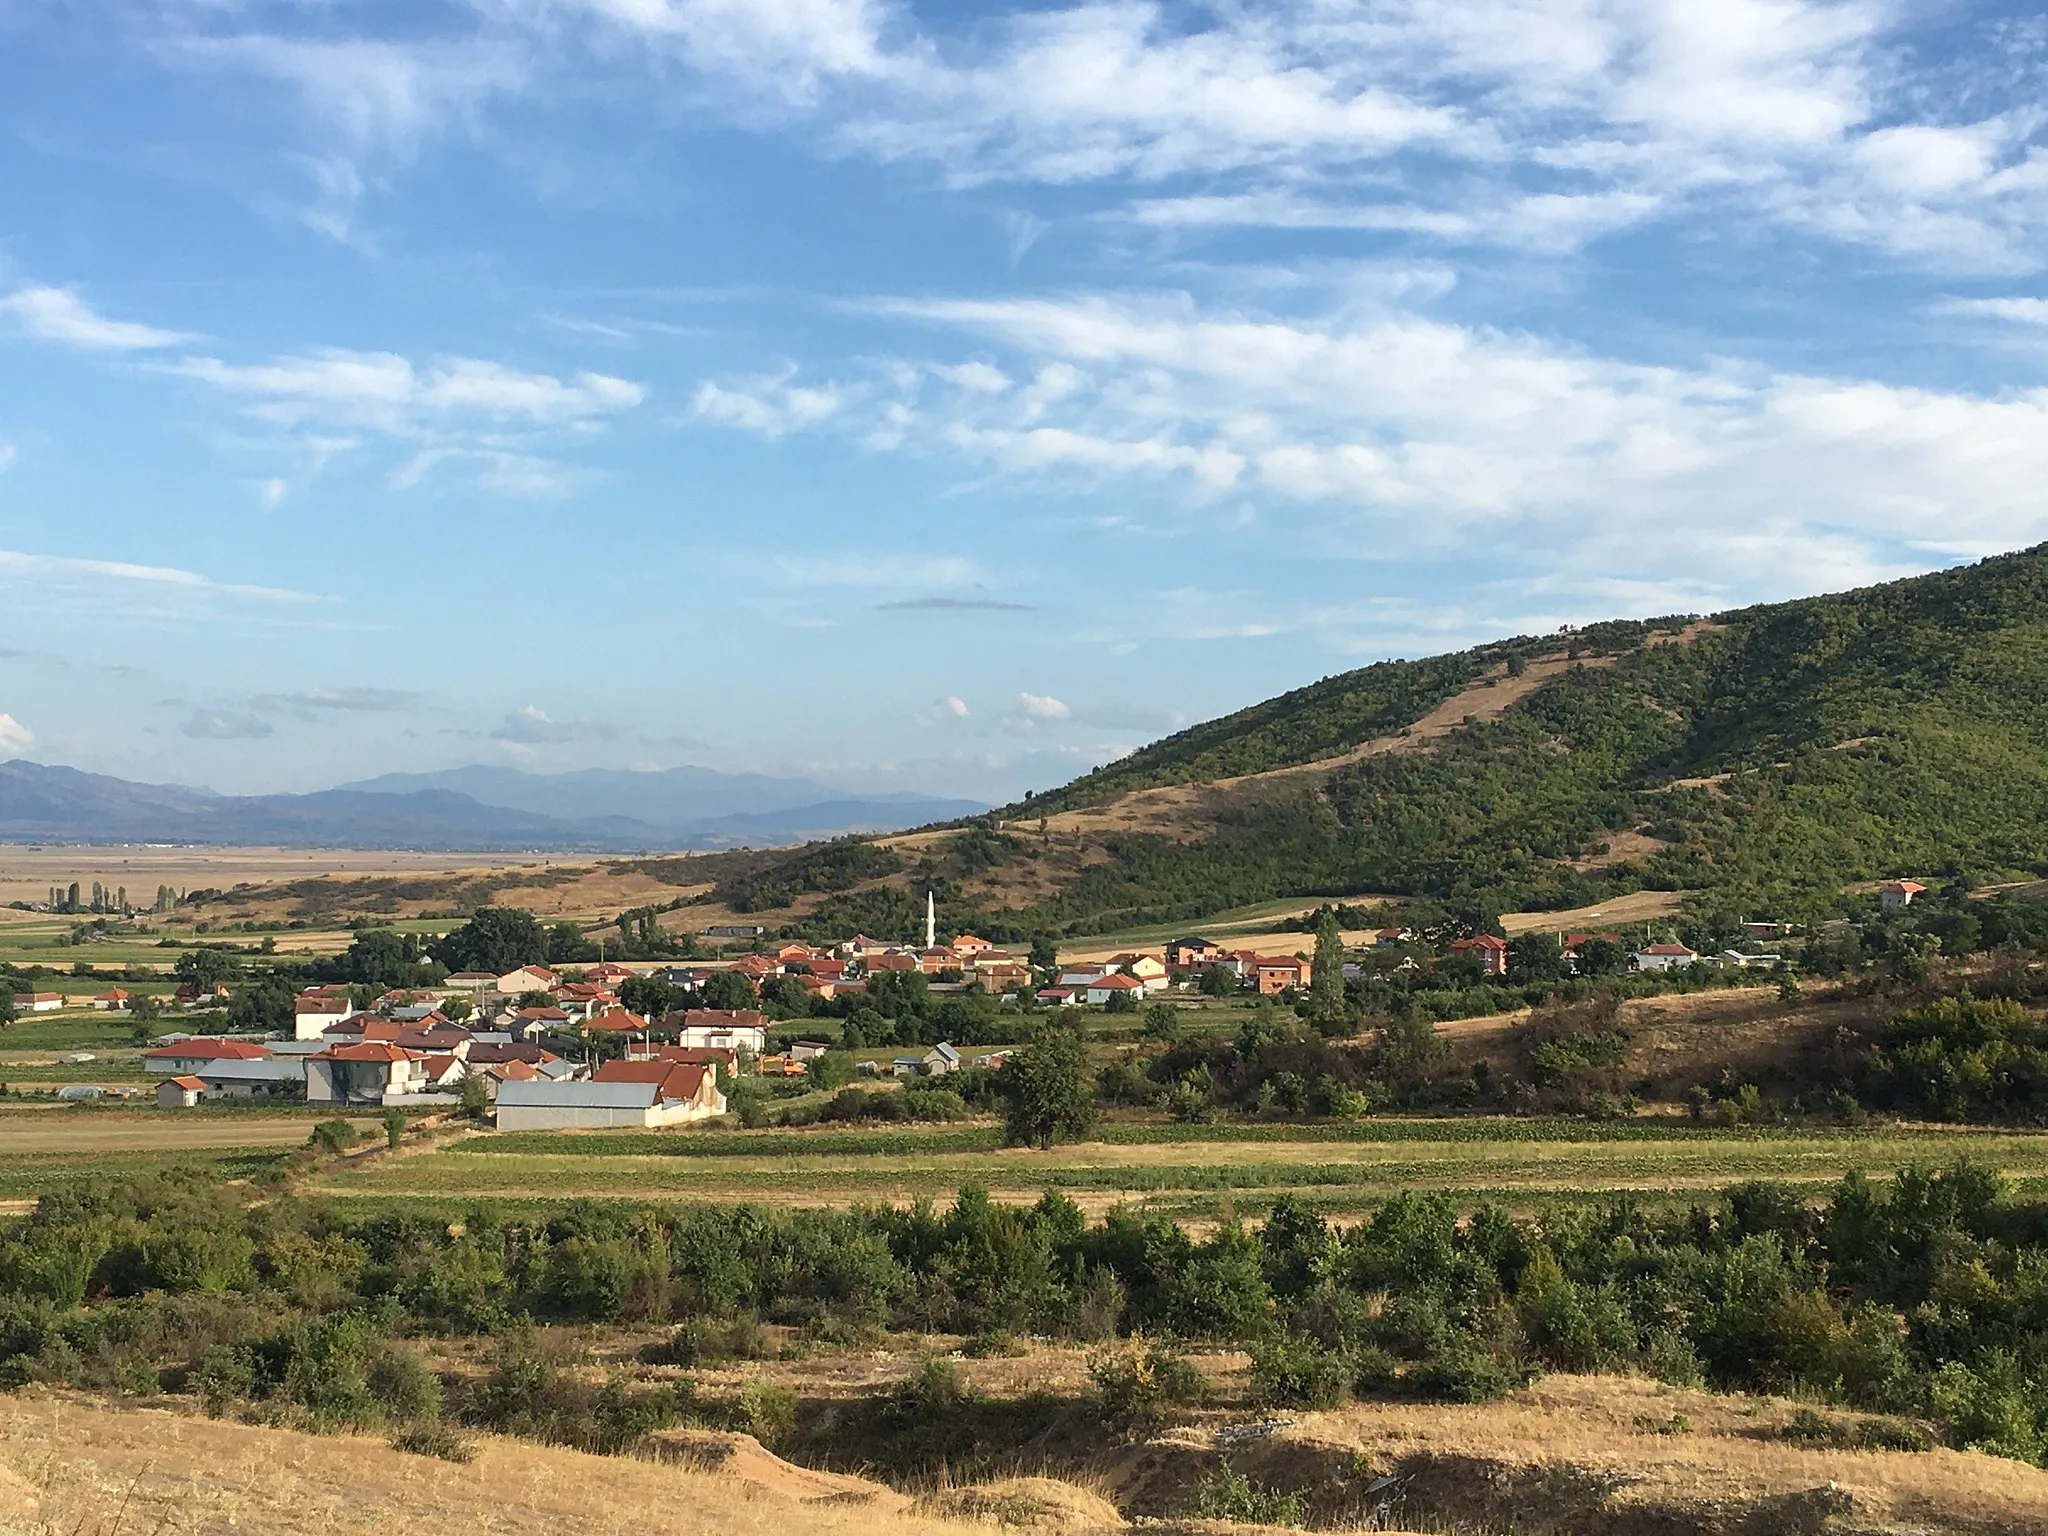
[
  {"xmin": 1142, "ymin": 1002, "xmax": 1182, "ymax": 1042},
  {"xmin": 431, "ymin": 908, "xmax": 548, "ymax": 974},
  {"xmin": 383, "ymin": 1111, "xmax": 406, "ymax": 1151},
  {"xmin": 1029, "ymin": 936, "xmax": 1059, "ymax": 970},
  {"xmin": 997, "ymin": 1028, "xmax": 1095, "ymax": 1149},
  {"xmin": 699, "ymin": 970, "xmax": 758, "ymax": 1011},
  {"xmin": 460, "ymin": 1074, "xmax": 490, "ymax": 1119},
  {"xmin": 0, "ymin": 992, "xmax": 14, "ymax": 1030},
  {"xmin": 619, "ymin": 976, "xmax": 680, "ymax": 1020},
  {"xmin": 1576, "ymin": 937, "xmax": 1625, "ymax": 976},
  {"xmin": 227, "ymin": 974, "xmax": 295, "ymax": 1033},
  {"xmin": 1200, "ymin": 965, "xmax": 1239, "ymax": 997},
  {"xmin": 1311, "ymin": 909, "xmax": 1346, "ymax": 1017},
  {"xmin": 808, "ymin": 1050, "xmax": 857, "ymax": 1091},
  {"xmin": 1508, "ymin": 932, "xmax": 1569, "ymax": 984},
  {"xmin": 175, "ymin": 948, "xmax": 241, "ymax": 993}
]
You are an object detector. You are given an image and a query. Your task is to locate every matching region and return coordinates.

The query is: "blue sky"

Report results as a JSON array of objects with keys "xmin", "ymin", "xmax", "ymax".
[{"xmin": 4, "ymin": 1, "xmax": 2048, "ymax": 802}]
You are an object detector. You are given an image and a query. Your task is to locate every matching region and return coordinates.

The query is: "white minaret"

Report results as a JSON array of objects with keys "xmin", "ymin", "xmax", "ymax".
[{"xmin": 926, "ymin": 890, "xmax": 936, "ymax": 950}]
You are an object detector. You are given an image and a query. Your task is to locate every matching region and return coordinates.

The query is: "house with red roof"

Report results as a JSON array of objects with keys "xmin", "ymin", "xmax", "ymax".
[
  {"xmin": 496, "ymin": 1058, "xmax": 726, "ymax": 1130},
  {"xmin": 293, "ymin": 987, "xmax": 360, "ymax": 1041},
  {"xmin": 92, "ymin": 988, "xmax": 131, "ymax": 1011},
  {"xmin": 1450, "ymin": 935, "xmax": 1509, "ymax": 977},
  {"xmin": 143, "ymin": 1039, "xmax": 270, "ymax": 1074},
  {"xmin": 156, "ymin": 1075, "xmax": 207, "ymax": 1109},
  {"xmin": 1632, "ymin": 942, "xmax": 1700, "ymax": 972},
  {"xmin": 306, "ymin": 1041, "xmax": 434, "ymax": 1105},
  {"xmin": 1164, "ymin": 936, "xmax": 1223, "ymax": 971},
  {"xmin": 1251, "ymin": 956, "xmax": 1312, "ymax": 995},
  {"xmin": 12, "ymin": 992, "xmax": 63, "ymax": 1013},
  {"xmin": 1879, "ymin": 880, "xmax": 1927, "ymax": 912},
  {"xmin": 1084, "ymin": 973, "xmax": 1150, "ymax": 1004}
]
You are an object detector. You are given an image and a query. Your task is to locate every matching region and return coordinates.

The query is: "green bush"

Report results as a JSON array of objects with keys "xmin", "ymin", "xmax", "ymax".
[{"xmin": 1190, "ymin": 1466, "xmax": 1304, "ymax": 1526}]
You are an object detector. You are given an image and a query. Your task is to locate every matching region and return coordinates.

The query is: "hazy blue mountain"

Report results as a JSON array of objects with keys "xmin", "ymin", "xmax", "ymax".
[
  {"xmin": 336, "ymin": 765, "xmax": 984, "ymax": 840},
  {"xmin": 0, "ymin": 760, "xmax": 985, "ymax": 850}
]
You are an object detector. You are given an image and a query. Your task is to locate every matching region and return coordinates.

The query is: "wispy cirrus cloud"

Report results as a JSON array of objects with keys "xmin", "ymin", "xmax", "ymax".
[
  {"xmin": 0, "ymin": 286, "xmax": 192, "ymax": 350},
  {"xmin": 876, "ymin": 595, "xmax": 1033, "ymax": 612},
  {"xmin": 180, "ymin": 708, "xmax": 275, "ymax": 741},
  {"xmin": 251, "ymin": 687, "xmax": 425, "ymax": 714},
  {"xmin": 0, "ymin": 549, "xmax": 314, "ymax": 603}
]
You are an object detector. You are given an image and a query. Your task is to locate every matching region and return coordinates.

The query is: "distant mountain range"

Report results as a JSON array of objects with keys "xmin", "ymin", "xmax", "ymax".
[{"xmin": 0, "ymin": 761, "xmax": 984, "ymax": 851}]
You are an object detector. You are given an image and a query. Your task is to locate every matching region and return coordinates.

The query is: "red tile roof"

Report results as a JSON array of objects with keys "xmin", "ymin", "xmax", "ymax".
[
  {"xmin": 143, "ymin": 1039, "xmax": 268, "ymax": 1061},
  {"xmin": 317, "ymin": 1042, "xmax": 420, "ymax": 1063}
]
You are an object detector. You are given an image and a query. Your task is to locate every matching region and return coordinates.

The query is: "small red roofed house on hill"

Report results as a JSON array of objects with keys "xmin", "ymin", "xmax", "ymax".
[
  {"xmin": 1880, "ymin": 880, "xmax": 1927, "ymax": 912},
  {"xmin": 1450, "ymin": 934, "xmax": 1509, "ymax": 977},
  {"xmin": 156, "ymin": 1075, "xmax": 207, "ymax": 1109},
  {"xmin": 949, "ymin": 933, "xmax": 995, "ymax": 957},
  {"xmin": 1632, "ymin": 942, "xmax": 1700, "ymax": 972},
  {"xmin": 1374, "ymin": 928, "xmax": 1414, "ymax": 947},
  {"xmin": 12, "ymin": 992, "xmax": 63, "ymax": 1013},
  {"xmin": 586, "ymin": 962, "xmax": 637, "ymax": 988},
  {"xmin": 92, "ymin": 988, "xmax": 130, "ymax": 1011}
]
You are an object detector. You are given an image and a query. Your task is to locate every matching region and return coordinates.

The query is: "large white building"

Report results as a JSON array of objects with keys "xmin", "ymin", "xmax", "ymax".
[{"xmin": 495, "ymin": 1062, "xmax": 725, "ymax": 1131}]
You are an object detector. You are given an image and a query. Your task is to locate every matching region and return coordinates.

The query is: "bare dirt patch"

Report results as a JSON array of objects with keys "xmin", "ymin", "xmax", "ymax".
[{"xmin": 1500, "ymin": 889, "xmax": 1687, "ymax": 937}]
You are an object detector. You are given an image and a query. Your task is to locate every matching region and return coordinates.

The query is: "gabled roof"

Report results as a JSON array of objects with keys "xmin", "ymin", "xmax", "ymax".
[
  {"xmin": 1881, "ymin": 880, "xmax": 1927, "ymax": 893},
  {"xmin": 316, "ymin": 1042, "xmax": 421, "ymax": 1063},
  {"xmin": 143, "ymin": 1039, "xmax": 268, "ymax": 1061},
  {"xmin": 584, "ymin": 1007, "xmax": 650, "ymax": 1033},
  {"xmin": 1641, "ymin": 942, "xmax": 1698, "ymax": 955},
  {"xmin": 1451, "ymin": 934, "xmax": 1508, "ymax": 951},
  {"xmin": 165, "ymin": 1075, "xmax": 205, "ymax": 1090},
  {"xmin": 1088, "ymin": 973, "xmax": 1144, "ymax": 990}
]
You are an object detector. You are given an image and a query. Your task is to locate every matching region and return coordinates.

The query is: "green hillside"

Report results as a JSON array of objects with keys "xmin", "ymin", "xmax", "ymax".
[{"xmin": 751, "ymin": 546, "xmax": 2048, "ymax": 937}]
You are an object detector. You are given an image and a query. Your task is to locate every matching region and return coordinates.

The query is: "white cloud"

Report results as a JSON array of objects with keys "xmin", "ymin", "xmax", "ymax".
[
  {"xmin": 689, "ymin": 374, "xmax": 851, "ymax": 436},
  {"xmin": 174, "ymin": 349, "xmax": 645, "ymax": 428},
  {"xmin": 0, "ymin": 549, "xmax": 313, "ymax": 603},
  {"xmin": 1938, "ymin": 296, "xmax": 2048, "ymax": 326},
  {"xmin": 692, "ymin": 286, "xmax": 2048, "ymax": 593},
  {"xmin": 0, "ymin": 287, "xmax": 190, "ymax": 350},
  {"xmin": 1018, "ymin": 692, "xmax": 1070, "ymax": 720},
  {"xmin": 180, "ymin": 708, "xmax": 275, "ymax": 741},
  {"xmin": 937, "ymin": 695, "xmax": 970, "ymax": 718},
  {"xmin": 0, "ymin": 443, "xmax": 14, "ymax": 473},
  {"xmin": 0, "ymin": 713, "xmax": 32, "ymax": 755},
  {"xmin": 490, "ymin": 705, "xmax": 620, "ymax": 744}
]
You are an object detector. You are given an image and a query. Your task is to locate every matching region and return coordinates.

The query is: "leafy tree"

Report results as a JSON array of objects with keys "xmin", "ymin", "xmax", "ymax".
[
  {"xmin": 619, "ymin": 976, "xmax": 680, "ymax": 1019},
  {"xmin": 1200, "ymin": 965, "xmax": 1239, "ymax": 997},
  {"xmin": 228, "ymin": 973, "xmax": 295, "ymax": 1033},
  {"xmin": 998, "ymin": 1029, "xmax": 1096, "ymax": 1149},
  {"xmin": 1508, "ymin": 932, "xmax": 1569, "ymax": 983},
  {"xmin": 809, "ymin": 1051, "xmax": 857, "ymax": 1091},
  {"xmin": 1029, "ymin": 936, "xmax": 1059, "ymax": 970},
  {"xmin": 431, "ymin": 908, "xmax": 548, "ymax": 975},
  {"xmin": 1141, "ymin": 1002, "xmax": 1182, "ymax": 1042},
  {"xmin": 175, "ymin": 948, "xmax": 240, "ymax": 993},
  {"xmin": 699, "ymin": 971, "xmax": 758, "ymax": 1011}
]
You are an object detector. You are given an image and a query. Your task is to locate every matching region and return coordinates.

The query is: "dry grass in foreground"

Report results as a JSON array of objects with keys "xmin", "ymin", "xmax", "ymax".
[{"xmin": 0, "ymin": 1393, "xmax": 1140, "ymax": 1536}]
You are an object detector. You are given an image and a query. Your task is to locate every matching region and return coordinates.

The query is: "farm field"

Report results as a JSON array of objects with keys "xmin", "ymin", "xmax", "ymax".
[{"xmin": 301, "ymin": 1118, "xmax": 2048, "ymax": 1218}]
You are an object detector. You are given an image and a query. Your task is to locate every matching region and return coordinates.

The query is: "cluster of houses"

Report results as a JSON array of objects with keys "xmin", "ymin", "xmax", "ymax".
[{"xmin": 1035, "ymin": 942, "xmax": 1311, "ymax": 1007}]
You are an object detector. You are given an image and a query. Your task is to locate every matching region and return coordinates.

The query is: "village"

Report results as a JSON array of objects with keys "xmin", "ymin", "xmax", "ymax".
[{"xmin": 19, "ymin": 878, "xmax": 1897, "ymax": 1130}]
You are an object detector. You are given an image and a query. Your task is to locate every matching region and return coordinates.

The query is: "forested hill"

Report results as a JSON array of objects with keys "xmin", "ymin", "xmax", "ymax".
[{"xmin": 725, "ymin": 544, "xmax": 2048, "ymax": 937}]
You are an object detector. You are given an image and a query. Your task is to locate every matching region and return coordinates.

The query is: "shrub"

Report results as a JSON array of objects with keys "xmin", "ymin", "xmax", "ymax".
[
  {"xmin": 307, "ymin": 1120, "xmax": 359, "ymax": 1154},
  {"xmin": 1088, "ymin": 1338, "xmax": 1204, "ymax": 1439},
  {"xmin": 1190, "ymin": 1466, "xmax": 1304, "ymax": 1526},
  {"xmin": 1249, "ymin": 1333, "xmax": 1350, "ymax": 1408}
]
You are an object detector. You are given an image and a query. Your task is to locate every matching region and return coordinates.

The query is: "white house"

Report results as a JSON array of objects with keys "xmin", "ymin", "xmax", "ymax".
[
  {"xmin": 305, "ymin": 1042, "xmax": 433, "ymax": 1106},
  {"xmin": 673, "ymin": 1009, "xmax": 768, "ymax": 1054},
  {"xmin": 1632, "ymin": 943, "xmax": 1700, "ymax": 972},
  {"xmin": 1879, "ymin": 880, "xmax": 1927, "ymax": 912},
  {"xmin": 495, "ymin": 1062, "xmax": 725, "ymax": 1130},
  {"xmin": 494, "ymin": 965, "xmax": 561, "ymax": 996},
  {"xmin": 293, "ymin": 989, "xmax": 360, "ymax": 1042},
  {"xmin": 1085, "ymin": 974, "xmax": 1150, "ymax": 1005},
  {"xmin": 92, "ymin": 989, "xmax": 131, "ymax": 1011},
  {"xmin": 12, "ymin": 993, "xmax": 63, "ymax": 1014},
  {"xmin": 157, "ymin": 1075, "xmax": 205, "ymax": 1108}
]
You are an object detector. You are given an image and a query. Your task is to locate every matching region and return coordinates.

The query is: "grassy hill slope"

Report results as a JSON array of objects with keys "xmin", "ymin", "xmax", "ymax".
[{"xmin": 716, "ymin": 545, "xmax": 2048, "ymax": 939}]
